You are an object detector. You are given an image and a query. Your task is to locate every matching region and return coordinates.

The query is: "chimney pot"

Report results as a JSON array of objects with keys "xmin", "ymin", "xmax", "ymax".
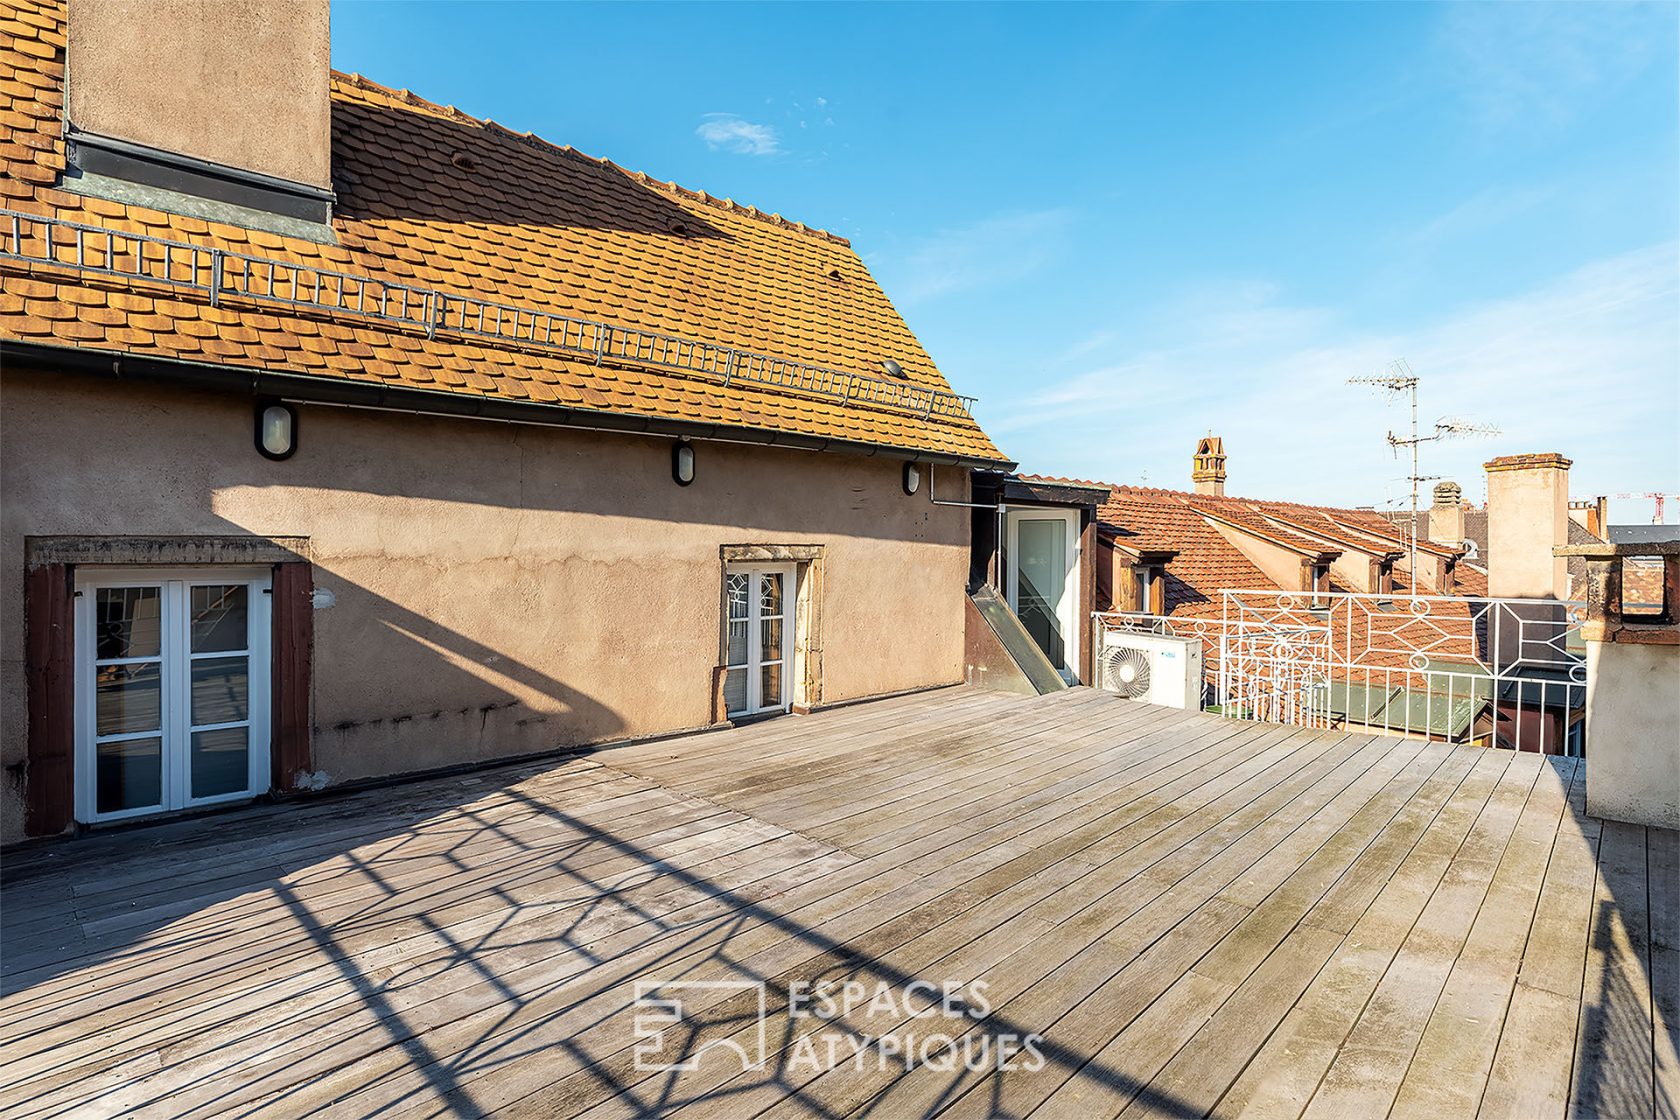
[{"xmin": 1428, "ymin": 480, "xmax": 1465, "ymax": 549}]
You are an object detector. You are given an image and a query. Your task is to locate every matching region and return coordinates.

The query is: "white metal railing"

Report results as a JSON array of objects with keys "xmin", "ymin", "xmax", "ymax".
[
  {"xmin": 1094, "ymin": 590, "xmax": 1589, "ymax": 756},
  {"xmin": 0, "ymin": 208, "xmax": 980, "ymax": 423},
  {"xmin": 1092, "ymin": 611, "xmax": 1333, "ymax": 725}
]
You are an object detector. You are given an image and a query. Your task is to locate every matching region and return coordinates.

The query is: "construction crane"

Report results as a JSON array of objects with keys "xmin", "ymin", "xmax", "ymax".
[
  {"xmin": 1349, "ymin": 360, "xmax": 1500, "ymax": 585},
  {"xmin": 1609, "ymin": 492, "xmax": 1680, "ymax": 523}
]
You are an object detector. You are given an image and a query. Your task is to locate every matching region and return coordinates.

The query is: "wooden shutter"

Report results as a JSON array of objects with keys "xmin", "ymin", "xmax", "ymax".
[
  {"xmin": 25, "ymin": 563, "xmax": 73, "ymax": 836},
  {"xmin": 270, "ymin": 561, "xmax": 313, "ymax": 793}
]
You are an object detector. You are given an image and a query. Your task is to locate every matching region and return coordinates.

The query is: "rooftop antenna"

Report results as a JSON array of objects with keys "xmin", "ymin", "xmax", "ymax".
[{"xmin": 1348, "ymin": 360, "xmax": 1500, "ymax": 590}]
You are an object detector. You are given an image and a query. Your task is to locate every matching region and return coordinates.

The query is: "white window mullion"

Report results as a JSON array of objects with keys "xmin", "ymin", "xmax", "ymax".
[{"xmin": 747, "ymin": 572, "xmax": 764, "ymax": 713}]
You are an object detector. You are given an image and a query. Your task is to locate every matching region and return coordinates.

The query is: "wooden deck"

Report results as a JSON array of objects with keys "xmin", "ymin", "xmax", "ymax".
[{"xmin": 2, "ymin": 687, "xmax": 1674, "ymax": 1119}]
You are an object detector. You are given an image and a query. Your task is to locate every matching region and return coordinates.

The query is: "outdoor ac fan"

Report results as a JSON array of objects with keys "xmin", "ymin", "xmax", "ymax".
[{"xmin": 1100, "ymin": 646, "xmax": 1153, "ymax": 699}]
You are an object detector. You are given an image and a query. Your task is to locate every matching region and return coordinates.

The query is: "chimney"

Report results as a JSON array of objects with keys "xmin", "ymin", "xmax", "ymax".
[
  {"xmin": 1192, "ymin": 435, "xmax": 1226, "ymax": 497},
  {"xmin": 65, "ymin": 0, "xmax": 333, "ymax": 224},
  {"xmin": 1484, "ymin": 453, "xmax": 1572, "ymax": 599},
  {"xmin": 1428, "ymin": 480, "xmax": 1465, "ymax": 548},
  {"xmin": 1568, "ymin": 497, "xmax": 1609, "ymax": 541}
]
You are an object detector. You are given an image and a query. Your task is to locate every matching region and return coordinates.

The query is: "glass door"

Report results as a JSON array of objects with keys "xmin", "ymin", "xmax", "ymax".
[
  {"xmin": 1007, "ymin": 510, "xmax": 1080, "ymax": 679},
  {"xmin": 74, "ymin": 568, "xmax": 272, "ymax": 823},
  {"xmin": 723, "ymin": 564, "xmax": 796, "ymax": 718}
]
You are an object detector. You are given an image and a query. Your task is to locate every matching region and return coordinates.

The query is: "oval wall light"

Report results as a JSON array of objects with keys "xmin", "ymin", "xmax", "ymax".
[
  {"xmin": 672, "ymin": 440, "xmax": 696, "ymax": 486},
  {"xmin": 255, "ymin": 400, "xmax": 297, "ymax": 460},
  {"xmin": 903, "ymin": 461, "xmax": 922, "ymax": 495}
]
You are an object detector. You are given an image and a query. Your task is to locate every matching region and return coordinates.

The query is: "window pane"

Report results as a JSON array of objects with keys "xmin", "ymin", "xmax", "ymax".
[
  {"xmin": 727, "ymin": 620, "xmax": 748, "ymax": 667},
  {"xmin": 761, "ymin": 618, "xmax": 783, "ymax": 661},
  {"xmin": 1017, "ymin": 519, "xmax": 1067, "ymax": 666},
  {"xmin": 96, "ymin": 587, "xmax": 161, "ymax": 660},
  {"xmin": 191, "ymin": 584, "xmax": 248, "ymax": 652},
  {"xmin": 191, "ymin": 727, "xmax": 249, "ymax": 799},
  {"xmin": 96, "ymin": 736, "xmax": 162, "ymax": 813},
  {"xmin": 724, "ymin": 668, "xmax": 747, "ymax": 716},
  {"xmin": 760, "ymin": 662, "xmax": 782, "ymax": 708},
  {"xmin": 192, "ymin": 656, "xmax": 249, "ymax": 726},
  {"xmin": 727, "ymin": 573, "xmax": 749, "ymax": 620},
  {"xmin": 760, "ymin": 572, "xmax": 784, "ymax": 618},
  {"xmin": 96, "ymin": 662, "xmax": 162, "ymax": 736}
]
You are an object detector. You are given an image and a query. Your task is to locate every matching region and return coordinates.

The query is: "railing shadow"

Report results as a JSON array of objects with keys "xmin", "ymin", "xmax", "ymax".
[{"xmin": 0, "ymin": 756, "xmax": 1211, "ymax": 1119}]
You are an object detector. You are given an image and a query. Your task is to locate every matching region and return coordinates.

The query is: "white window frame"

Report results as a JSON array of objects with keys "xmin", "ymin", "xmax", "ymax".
[
  {"xmin": 1005, "ymin": 508, "xmax": 1082, "ymax": 679},
  {"xmin": 73, "ymin": 566, "xmax": 273, "ymax": 824},
  {"xmin": 724, "ymin": 563, "xmax": 797, "ymax": 718}
]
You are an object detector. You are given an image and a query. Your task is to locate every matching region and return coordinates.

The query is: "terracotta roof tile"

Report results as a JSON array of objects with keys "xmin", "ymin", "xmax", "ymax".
[
  {"xmin": 1059, "ymin": 479, "xmax": 1479, "ymax": 618},
  {"xmin": 0, "ymin": 0, "xmax": 1006, "ymax": 464}
]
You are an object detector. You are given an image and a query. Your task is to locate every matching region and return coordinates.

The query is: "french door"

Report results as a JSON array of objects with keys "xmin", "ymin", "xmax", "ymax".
[
  {"xmin": 74, "ymin": 567, "xmax": 272, "ymax": 824},
  {"xmin": 723, "ymin": 564, "xmax": 796, "ymax": 718},
  {"xmin": 1006, "ymin": 509, "xmax": 1081, "ymax": 681}
]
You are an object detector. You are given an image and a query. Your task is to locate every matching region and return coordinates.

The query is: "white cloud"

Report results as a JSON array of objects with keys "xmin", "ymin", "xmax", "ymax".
[
  {"xmin": 991, "ymin": 243, "xmax": 1680, "ymax": 508},
  {"xmin": 1437, "ymin": 2, "xmax": 1671, "ymax": 126},
  {"xmin": 695, "ymin": 114, "xmax": 780, "ymax": 156},
  {"xmin": 880, "ymin": 209, "xmax": 1075, "ymax": 306}
]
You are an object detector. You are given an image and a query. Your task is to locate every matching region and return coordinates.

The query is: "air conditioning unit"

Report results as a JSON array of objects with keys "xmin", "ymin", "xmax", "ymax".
[{"xmin": 1098, "ymin": 630, "xmax": 1203, "ymax": 710}]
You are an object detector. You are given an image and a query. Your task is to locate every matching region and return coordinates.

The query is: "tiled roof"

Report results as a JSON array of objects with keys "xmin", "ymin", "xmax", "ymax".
[
  {"xmin": 1031, "ymin": 478, "xmax": 1476, "ymax": 618},
  {"xmin": 0, "ymin": 0, "xmax": 1007, "ymax": 464},
  {"xmin": 1090, "ymin": 487, "xmax": 1273, "ymax": 618}
]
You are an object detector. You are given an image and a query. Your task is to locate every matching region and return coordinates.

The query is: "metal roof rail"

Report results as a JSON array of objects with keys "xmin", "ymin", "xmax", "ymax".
[{"xmin": 0, "ymin": 208, "xmax": 979, "ymax": 423}]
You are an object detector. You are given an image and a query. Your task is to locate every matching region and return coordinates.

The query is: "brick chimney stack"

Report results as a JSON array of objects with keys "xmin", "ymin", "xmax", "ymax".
[
  {"xmin": 1427, "ymin": 480, "xmax": 1465, "ymax": 548},
  {"xmin": 1192, "ymin": 435, "xmax": 1226, "ymax": 497},
  {"xmin": 1484, "ymin": 453, "xmax": 1572, "ymax": 599}
]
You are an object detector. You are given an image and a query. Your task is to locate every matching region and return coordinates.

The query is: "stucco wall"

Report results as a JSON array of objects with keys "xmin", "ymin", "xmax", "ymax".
[
  {"xmin": 1583, "ymin": 639, "xmax": 1680, "ymax": 830},
  {"xmin": 1485, "ymin": 460, "xmax": 1569, "ymax": 600},
  {"xmin": 67, "ymin": 0, "xmax": 333, "ymax": 189},
  {"xmin": 0, "ymin": 369, "xmax": 971, "ymax": 843}
]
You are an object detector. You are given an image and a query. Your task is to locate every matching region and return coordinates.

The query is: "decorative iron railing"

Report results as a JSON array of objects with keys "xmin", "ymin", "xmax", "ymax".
[
  {"xmin": 1094, "ymin": 589, "xmax": 1589, "ymax": 756},
  {"xmin": 0, "ymin": 208, "xmax": 980, "ymax": 423},
  {"xmin": 1092, "ymin": 611, "xmax": 1334, "ymax": 725}
]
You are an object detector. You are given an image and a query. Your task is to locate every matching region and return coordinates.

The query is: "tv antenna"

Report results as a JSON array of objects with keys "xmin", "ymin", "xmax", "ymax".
[{"xmin": 1348, "ymin": 360, "xmax": 1501, "ymax": 588}]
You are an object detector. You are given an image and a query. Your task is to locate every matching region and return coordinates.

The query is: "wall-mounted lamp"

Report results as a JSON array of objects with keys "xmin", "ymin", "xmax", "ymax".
[
  {"xmin": 255, "ymin": 400, "xmax": 297, "ymax": 460},
  {"xmin": 903, "ymin": 461, "xmax": 922, "ymax": 496},
  {"xmin": 672, "ymin": 440, "xmax": 696, "ymax": 486}
]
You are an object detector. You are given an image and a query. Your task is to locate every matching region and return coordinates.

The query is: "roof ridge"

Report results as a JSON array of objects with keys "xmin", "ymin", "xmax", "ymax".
[{"xmin": 332, "ymin": 71, "xmax": 853, "ymax": 249}]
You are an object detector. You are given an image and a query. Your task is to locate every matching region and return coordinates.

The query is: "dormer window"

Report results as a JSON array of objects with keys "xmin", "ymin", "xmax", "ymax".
[
  {"xmin": 1135, "ymin": 566, "xmax": 1163, "ymax": 615},
  {"xmin": 1309, "ymin": 563, "xmax": 1331, "ymax": 608}
]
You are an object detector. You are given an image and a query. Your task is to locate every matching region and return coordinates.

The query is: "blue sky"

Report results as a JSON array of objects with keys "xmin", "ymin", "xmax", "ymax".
[{"xmin": 335, "ymin": 1, "xmax": 1679, "ymax": 520}]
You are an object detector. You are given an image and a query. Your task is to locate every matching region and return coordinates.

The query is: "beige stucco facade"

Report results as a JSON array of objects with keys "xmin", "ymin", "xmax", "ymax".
[
  {"xmin": 1582, "ymin": 639, "xmax": 1680, "ymax": 830},
  {"xmin": 67, "ymin": 0, "xmax": 333, "ymax": 189},
  {"xmin": 1, "ymin": 368, "xmax": 972, "ymax": 845},
  {"xmin": 1485, "ymin": 454, "xmax": 1571, "ymax": 600}
]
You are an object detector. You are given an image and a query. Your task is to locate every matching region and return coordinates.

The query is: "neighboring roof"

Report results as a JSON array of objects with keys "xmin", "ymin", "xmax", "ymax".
[
  {"xmin": 1609, "ymin": 524, "xmax": 1680, "ymax": 546},
  {"xmin": 0, "ymin": 0, "xmax": 1007, "ymax": 464},
  {"xmin": 1037, "ymin": 478, "xmax": 1479, "ymax": 617}
]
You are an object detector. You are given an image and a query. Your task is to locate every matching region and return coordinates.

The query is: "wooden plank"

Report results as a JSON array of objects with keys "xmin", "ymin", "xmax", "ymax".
[
  {"xmin": 1386, "ymin": 756, "xmax": 1578, "ymax": 1118},
  {"xmin": 2, "ymin": 687, "xmax": 1659, "ymax": 1120},
  {"xmin": 1649, "ymin": 827, "xmax": 1680, "ymax": 1118},
  {"xmin": 1568, "ymin": 819, "xmax": 1655, "ymax": 1120},
  {"xmin": 1300, "ymin": 751, "xmax": 1543, "ymax": 1118},
  {"xmin": 1479, "ymin": 756, "xmax": 1604, "ymax": 1120},
  {"xmin": 46, "ymin": 700, "xmax": 1227, "ymax": 1118},
  {"xmin": 1212, "ymin": 745, "xmax": 1515, "ymax": 1120}
]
